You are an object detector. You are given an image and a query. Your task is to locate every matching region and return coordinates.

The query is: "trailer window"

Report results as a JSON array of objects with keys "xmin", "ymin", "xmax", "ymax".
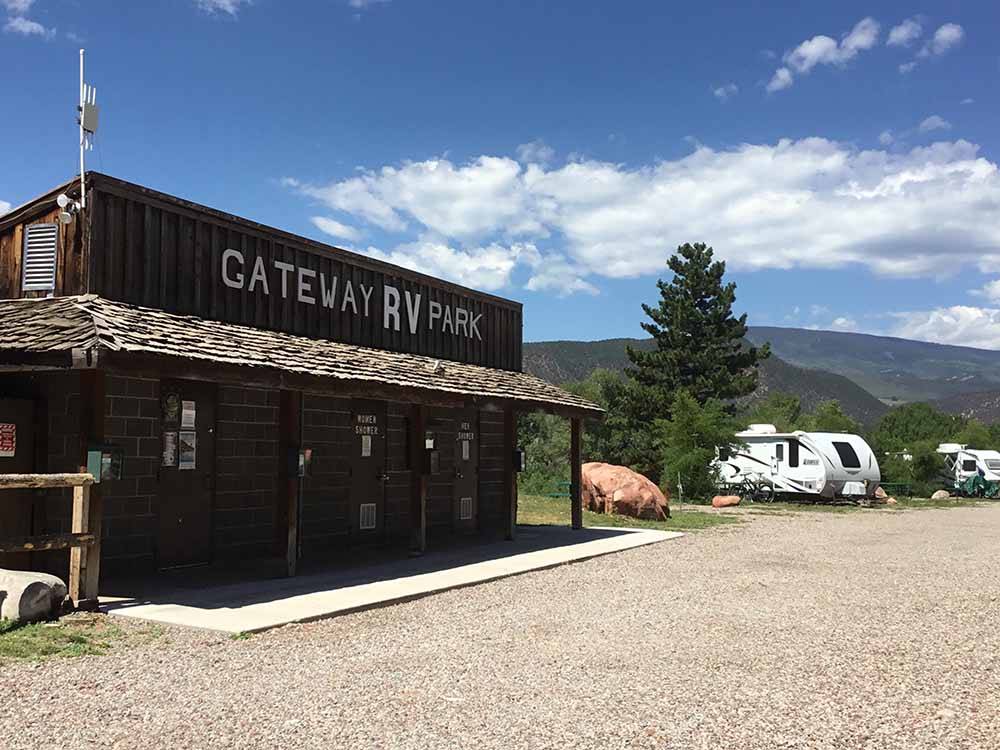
[
  {"xmin": 832, "ymin": 441, "xmax": 861, "ymax": 469},
  {"xmin": 986, "ymin": 460, "xmax": 1000, "ymax": 471},
  {"xmin": 962, "ymin": 459, "xmax": 977, "ymax": 472},
  {"xmin": 775, "ymin": 443, "xmax": 784, "ymax": 462},
  {"xmin": 788, "ymin": 440, "xmax": 799, "ymax": 468}
]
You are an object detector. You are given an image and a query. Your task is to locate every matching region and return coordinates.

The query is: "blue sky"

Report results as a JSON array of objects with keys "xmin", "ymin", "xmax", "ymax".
[{"xmin": 2, "ymin": 0, "xmax": 1000, "ymax": 346}]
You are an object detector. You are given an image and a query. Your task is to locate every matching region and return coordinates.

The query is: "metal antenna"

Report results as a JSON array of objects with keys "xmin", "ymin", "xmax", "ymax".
[{"xmin": 77, "ymin": 49, "xmax": 99, "ymax": 211}]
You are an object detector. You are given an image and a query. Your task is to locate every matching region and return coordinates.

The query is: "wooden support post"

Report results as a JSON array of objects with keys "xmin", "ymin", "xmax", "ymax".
[
  {"xmin": 278, "ymin": 390, "xmax": 302, "ymax": 577},
  {"xmin": 76, "ymin": 370, "xmax": 104, "ymax": 609},
  {"xmin": 570, "ymin": 417, "xmax": 583, "ymax": 530},
  {"xmin": 68, "ymin": 483, "xmax": 90, "ymax": 602},
  {"xmin": 409, "ymin": 404, "xmax": 428, "ymax": 555},
  {"xmin": 503, "ymin": 407, "xmax": 517, "ymax": 540}
]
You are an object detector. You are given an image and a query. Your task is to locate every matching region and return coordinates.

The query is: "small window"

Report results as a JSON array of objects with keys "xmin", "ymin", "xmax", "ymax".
[
  {"xmin": 21, "ymin": 223, "xmax": 58, "ymax": 293},
  {"xmin": 985, "ymin": 460, "xmax": 1000, "ymax": 471},
  {"xmin": 788, "ymin": 440, "xmax": 800, "ymax": 468},
  {"xmin": 775, "ymin": 443, "xmax": 784, "ymax": 462},
  {"xmin": 962, "ymin": 459, "xmax": 977, "ymax": 472},
  {"xmin": 833, "ymin": 441, "xmax": 861, "ymax": 469}
]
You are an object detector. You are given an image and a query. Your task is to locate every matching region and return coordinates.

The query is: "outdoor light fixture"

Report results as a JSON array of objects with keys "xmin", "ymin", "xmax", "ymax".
[{"xmin": 56, "ymin": 193, "xmax": 80, "ymax": 225}]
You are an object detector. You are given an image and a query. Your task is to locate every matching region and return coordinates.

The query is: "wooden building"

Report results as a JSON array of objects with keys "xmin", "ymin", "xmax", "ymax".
[{"xmin": 0, "ymin": 173, "xmax": 601, "ymax": 602}]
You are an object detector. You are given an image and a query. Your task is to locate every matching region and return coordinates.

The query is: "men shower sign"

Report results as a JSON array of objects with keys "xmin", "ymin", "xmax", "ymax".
[{"xmin": 221, "ymin": 249, "xmax": 484, "ymax": 341}]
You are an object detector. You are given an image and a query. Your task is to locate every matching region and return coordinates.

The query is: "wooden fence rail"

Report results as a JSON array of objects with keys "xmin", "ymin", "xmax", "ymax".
[{"xmin": 0, "ymin": 472, "xmax": 99, "ymax": 607}]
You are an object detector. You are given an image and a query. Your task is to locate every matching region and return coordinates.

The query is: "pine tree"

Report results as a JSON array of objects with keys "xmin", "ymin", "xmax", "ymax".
[{"xmin": 626, "ymin": 242, "xmax": 769, "ymax": 410}]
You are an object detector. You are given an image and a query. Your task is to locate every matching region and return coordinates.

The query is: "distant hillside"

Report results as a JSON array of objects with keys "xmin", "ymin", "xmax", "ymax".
[
  {"xmin": 932, "ymin": 390, "xmax": 1000, "ymax": 424},
  {"xmin": 523, "ymin": 338, "xmax": 888, "ymax": 425},
  {"xmin": 747, "ymin": 327, "xmax": 1000, "ymax": 403}
]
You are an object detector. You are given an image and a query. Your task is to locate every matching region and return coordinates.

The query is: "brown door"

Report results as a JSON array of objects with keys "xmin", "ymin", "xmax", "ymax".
[
  {"xmin": 453, "ymin": 409, "xmax": 478, "ymax": 533},
  {"xmin": 0, "ymin": 399, "xmax": 35, "ymax": 569},
  {"xmin": 157, "ymin": 381, "xmax": 216, "ymax": 569},
  {"xmin": 350, "ymin": 399, "xmax": 387, "ymax": 538}
]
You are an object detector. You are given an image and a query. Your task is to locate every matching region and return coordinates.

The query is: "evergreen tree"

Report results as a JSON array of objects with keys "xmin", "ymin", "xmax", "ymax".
[
  {"xmin": 626, "ymin": 243, "xmax": 769, "ymax": 411},
  {"xmin": 658, "ymin": 390, "xmax": 741, "ymax": 502}
]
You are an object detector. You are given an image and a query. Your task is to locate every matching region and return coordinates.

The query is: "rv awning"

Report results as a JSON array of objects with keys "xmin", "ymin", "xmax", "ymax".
[{"xmin": 0, "ymin": 295, "xmax": 602, "ymax": 418}]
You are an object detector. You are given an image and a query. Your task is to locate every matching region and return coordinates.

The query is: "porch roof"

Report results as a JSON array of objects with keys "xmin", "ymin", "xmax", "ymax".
[{"xmin": 0, "ymin": 295, "xmax": 602, "ymax": 418}]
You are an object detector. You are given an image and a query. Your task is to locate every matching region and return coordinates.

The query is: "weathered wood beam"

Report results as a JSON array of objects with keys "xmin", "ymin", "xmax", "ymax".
[
  {"xmin": 0, "ymin": 473, "xmax": 95, "ymax": 490},
  {"xmin": 503, "ymin": 406, "xmax": 517, "ymax": 541},
  {"xmin": 570, "ymin": 417, "xmax": 583, "ymax": 530},
  {"xmin": 69, "ymin": 484, "xmax": 91, "ymax": 602},
  {"xmin": 278, "ymin": 389, "xmax": 302, "ymax": 577},
  {"xmin": 0, "ymin": 532, "xmax": 95, "ymax": 554},
  {"xmin": 76, "ymin": 369, "xmax": 105, "ymax": 609},
  {"xmin": 409, "ymin": 404, "xmax": 428, "ymax": 555}
]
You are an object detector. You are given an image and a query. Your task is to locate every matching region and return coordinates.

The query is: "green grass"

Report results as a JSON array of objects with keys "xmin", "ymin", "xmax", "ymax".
[
  {"xmin": 0, "ymin": 615, "xmax": 162, "ymax": 663},
  {"xmin": 518, "ymin": 493, "xmax": 740, "ymax": 532}
]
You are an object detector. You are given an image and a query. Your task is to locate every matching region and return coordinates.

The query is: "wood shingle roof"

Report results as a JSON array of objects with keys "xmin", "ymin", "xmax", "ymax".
[{"xmin": 0, "ymin": 295, "xmax": 602, "ymax": 417}]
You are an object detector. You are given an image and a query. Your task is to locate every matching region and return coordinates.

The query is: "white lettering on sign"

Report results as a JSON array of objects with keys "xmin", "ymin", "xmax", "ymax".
[
  {"xmin": 220, "ymin": 251, "xmax": 484, "ymax": 342},
  {"xmin": 355, "ymin": 414, "xmax": 380, "ymax": 436},
  {"xmin": 0, "ymin": 423, "xmax": 15, "ymax": 457}
]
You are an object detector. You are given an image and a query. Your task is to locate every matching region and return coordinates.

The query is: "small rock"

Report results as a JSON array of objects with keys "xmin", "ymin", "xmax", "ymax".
[
  {"xmin": 886, "ymin": 497, "xmax": 898, "ymax": 505},
  {"xmin": 874, "ymin": 486, "xmax": 888, "ymax": 499},
  {"xmin": 931, "ymin": 490, "xmax": 952, "ymax": 500}
]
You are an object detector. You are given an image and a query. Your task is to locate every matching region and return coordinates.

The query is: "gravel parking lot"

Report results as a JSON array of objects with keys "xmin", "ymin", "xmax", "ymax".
[{"xmin": 3, "ymin": 505, "xmax": 1000, "ymax": 749}]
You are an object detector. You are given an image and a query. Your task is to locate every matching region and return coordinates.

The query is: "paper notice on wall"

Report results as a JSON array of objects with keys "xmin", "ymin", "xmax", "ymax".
[
  {"xmin": 361, "ymin": 434, "xmax": 372, "ymax": 458},
  {"xmin": 179, "ymin": 430, "xmax": 197, "ymax": 470},
  {"xmin": 181, "ymin": 400, "xmax": 197, "ymax": 429},
  {"xmin": 0, "ymin": 423, "xmax": 15, "ymax": 458},
  {"xmin": 462, "ymin": 439, "xmax": 470, "ymax": 461},
  {"xmin": 162, "ymin": 430, "xmax": 178, "ymax": 467}
]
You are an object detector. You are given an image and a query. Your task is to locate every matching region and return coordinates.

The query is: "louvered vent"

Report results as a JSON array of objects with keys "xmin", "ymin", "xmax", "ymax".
[
  {"xmin": 359, "ymin": 502, "xmax": 377, "ymax": 530},
  {"xmin": 459, "ymin": 496, "xmax": 473, "ymax": 520},
  {"xmin": 21, "ymin": 223, "xmax": 58, "ymax": 293}
]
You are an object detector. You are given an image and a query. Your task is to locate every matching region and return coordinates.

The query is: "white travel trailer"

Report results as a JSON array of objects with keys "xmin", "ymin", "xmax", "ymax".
[
  {"xmin": 716, "ymin": 424, "xmax": 881, "ymax": 500},
  {"xmin": 935, "ymin": 443, "xmax": 1000, "ymax": 484}
]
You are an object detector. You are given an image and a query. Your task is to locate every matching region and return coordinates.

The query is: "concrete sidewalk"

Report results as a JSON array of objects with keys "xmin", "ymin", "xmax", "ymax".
[{"xmin": 102, "ymin": 525, "xmax": 681, "ymax": 633}]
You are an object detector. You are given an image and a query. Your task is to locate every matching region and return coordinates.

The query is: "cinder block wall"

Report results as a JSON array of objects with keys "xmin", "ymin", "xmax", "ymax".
[
  {"xmin": 477, "ymin": 410, "xmax": 505, "ymax": 534},
  {"xmin": 101, "ymin": 375, "xmax": 160, "ymax": 572},
  {"xmin": 214, "ymin": 386, "xmax": 280, "ymax": 561}
]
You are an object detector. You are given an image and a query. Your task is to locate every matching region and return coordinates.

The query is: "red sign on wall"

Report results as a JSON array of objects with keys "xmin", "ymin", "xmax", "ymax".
[{"xmin": 0, "ymin": 423, "xmax": 15, "ymax": 458}]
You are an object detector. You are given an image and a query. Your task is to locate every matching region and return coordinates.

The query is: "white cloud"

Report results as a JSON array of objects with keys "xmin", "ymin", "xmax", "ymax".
[
  {"xmin": 961, "ymin": 98, "xmax": 974, "ymax": 105},
  {"xmin": 887, "ymin": 17, "xmax": 922, "ymax": 47},
  {"xmin": 524, "ymin": 254, "xmax": 599, "ymax": 297},
  {"xmin": 879, "ymin": 130, "xmax": 894, "ymax": 146},
  {"xmin": 891, "ymin": 306, "xmax": 1000, "ymax": 350},
  {"xmin": 362, "ymin": 240, "xmax": 532, "ymax": 292},
  {"xmin": 918, "ymin": 115, "xmax": 951, "ymax": 133},
  {"xmin": 971, "ymin": 279, "xmax": 1000, "ymax": 302},
  {"xmin": 310, "ymin": 216, "xmax": 363, "ymax": 243},
  {"xmin": 516, "ymin": 139, "xmax": 555, "ymax": 165},
  {"xmin": 830, "ymin": 316, "xmax": 858, "ymax": 331},
  {"xmin": 766, "ymin": 67, "xmax": 793, "ymax": 93},
  {"xmin": 899, "ymin": 61, "xmax": 918, "ymax": 74},
  {"xmin": 919, "ymin": 23, "xmax": 964, "ymax": 58},
  {"xmin": 286, "ymin": 137, "xmax": 1000, "ymax": 295},
  {"xmin": 1, "ymin": 0, "xmax": 34, "ymax": 12},
  {"xmin": 769, "ymin": 17, "xmax": 879, "ymax": 92},
  {"xmin": 194, "ymin": 0, "xmax": 251, "ymax": 16},
  {"xmin": 3, "ymin": 15, "xmax": 54, "ymax": 37},
  {"xmin": 349, "ymin": 0, "xmax": 389, "ymax": 7},
  {"xmin": 0, "ymin": 199, "xmax": 11, "ymax": 216},
  {"xmin": 712, "ymin": 83, "xmax": 738, "ymax": 102}
]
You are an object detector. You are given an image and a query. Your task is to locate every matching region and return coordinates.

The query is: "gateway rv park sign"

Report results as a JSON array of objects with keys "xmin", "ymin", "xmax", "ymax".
[{"xmin": 221, "ymin": 249, "xmax": 485, "ymax": 341}]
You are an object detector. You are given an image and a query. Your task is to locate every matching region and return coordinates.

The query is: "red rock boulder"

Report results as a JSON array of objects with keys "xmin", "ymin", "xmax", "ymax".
[
  {"xmin": 581, "ymin": 462, "xmax": 670, "ymax": 520},
  {"xmin": 711, "ymin": 495, "xmax": 741, "ymax": 508}
]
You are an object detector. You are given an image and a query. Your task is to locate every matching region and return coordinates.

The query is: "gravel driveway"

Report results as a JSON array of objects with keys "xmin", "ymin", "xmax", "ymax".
[{"xmin": 4, "ymin": 506, "xmax": 1000, "ymax": 749}]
